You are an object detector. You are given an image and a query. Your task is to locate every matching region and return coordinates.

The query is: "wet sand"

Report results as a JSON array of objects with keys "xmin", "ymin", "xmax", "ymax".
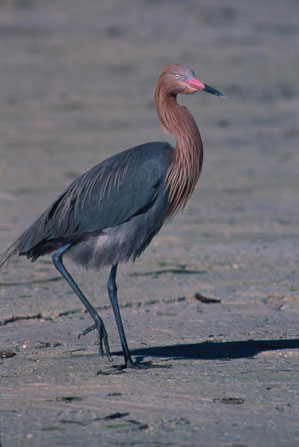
[{"xmin": 0, "ymin": 1, "xmax": 299, "ymax": 446}]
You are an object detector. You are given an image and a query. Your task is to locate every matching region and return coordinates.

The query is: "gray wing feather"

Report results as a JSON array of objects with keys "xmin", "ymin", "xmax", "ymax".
[
  {"xmin": 0, "ymin": 142, "xmax": 172, "ymax": 264},
  {"xmin": 48, "ymin": 142, "xmax": 170, "ymax": 235}
]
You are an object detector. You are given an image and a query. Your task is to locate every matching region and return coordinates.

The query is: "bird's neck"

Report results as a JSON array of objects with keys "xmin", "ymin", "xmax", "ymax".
[{"xmin": 155, "ymin": 90, "xmax": 203, "ymax": 218}]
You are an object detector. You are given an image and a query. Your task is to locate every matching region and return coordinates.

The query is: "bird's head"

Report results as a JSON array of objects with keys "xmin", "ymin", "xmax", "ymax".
[{"xmin": 158, "ymin": 63, "xmax": 225, "ymax": 98}]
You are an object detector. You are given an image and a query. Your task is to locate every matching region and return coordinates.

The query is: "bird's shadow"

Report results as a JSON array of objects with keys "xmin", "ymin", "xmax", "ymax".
[{"xmin": 114, "ymin": 339, "xmax": 299, "ymax": 363}]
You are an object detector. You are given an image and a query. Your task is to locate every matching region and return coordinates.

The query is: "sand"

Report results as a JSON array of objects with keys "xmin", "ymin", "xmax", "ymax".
[{"xmin": 0, "ymin": 1, "xmax": 298, "ymax": 445}]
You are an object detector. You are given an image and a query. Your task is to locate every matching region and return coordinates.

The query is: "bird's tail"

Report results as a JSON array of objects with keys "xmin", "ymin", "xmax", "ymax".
[
  {"xmin": 0, "ymin": 214, "xmax": 49, "ymax": 268},
  {"xmin": 0, "ymin": 238, "xmax": 22, "ymax": 268}
]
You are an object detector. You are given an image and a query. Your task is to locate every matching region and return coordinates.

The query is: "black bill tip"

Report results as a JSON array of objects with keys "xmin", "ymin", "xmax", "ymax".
[{"xmin": 203, "ymin": 83, "xmax": 227, "ymax": 99}]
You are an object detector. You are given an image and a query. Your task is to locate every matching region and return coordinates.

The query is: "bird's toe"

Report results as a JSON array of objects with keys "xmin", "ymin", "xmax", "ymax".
[{"xmin": 78, "ymin": 316, "xmax": 112, "ymax": 362}]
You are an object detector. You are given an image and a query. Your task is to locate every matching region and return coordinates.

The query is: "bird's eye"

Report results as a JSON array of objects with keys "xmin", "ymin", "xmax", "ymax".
[{"xmin": 175, "ymin": 74, "xmax": 181, "ymax": 80}]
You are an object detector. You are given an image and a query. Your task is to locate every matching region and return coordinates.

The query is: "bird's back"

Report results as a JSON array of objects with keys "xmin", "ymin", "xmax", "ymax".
[{"xmin": 0, "ymin": 141, "xmax": 173, "ymax": 268}]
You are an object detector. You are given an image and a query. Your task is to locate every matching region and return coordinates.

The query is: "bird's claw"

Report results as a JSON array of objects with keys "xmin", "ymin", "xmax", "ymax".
[
  {"xmin": 78, "ymin": 323, "xmax": 97, "ymax": 339},
  {"xmin": 113, "ymin": 360, "xmax": 153, "ymax": 370},
  {"xmin": 78, "ymin": 317, "xmax": 112, "ymax": 362}
]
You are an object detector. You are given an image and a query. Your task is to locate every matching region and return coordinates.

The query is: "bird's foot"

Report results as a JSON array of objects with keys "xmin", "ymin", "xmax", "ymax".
[
  {"xmin": 78, "ymin": 315, "xmax": 112, "ymax": 362},
  {"xmin": 78, "ymin": 323, "xmax": 96, "ymax": 338},
  {"xmin": 113, "ymin": 359, "xmax": 153, "ymax": 370}
]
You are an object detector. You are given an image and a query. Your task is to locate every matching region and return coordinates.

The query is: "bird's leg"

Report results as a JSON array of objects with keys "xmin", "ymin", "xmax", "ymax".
[
  {"xmin": 107, "ymin": 264, "xmax": 135, "ymax": 368},
  {"xmin": 52, "ymin": 244, "xmax": 112, "ymax": 361}
]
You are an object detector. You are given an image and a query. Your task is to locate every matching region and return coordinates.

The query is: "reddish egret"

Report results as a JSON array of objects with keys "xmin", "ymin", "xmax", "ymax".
[{"xmin": 0, "ymin": 63, "xmax": 224, "ymax": 368}]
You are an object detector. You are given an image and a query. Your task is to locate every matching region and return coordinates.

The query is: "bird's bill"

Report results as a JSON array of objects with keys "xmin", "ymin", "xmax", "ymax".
[
  {"xmin": 186, "ymin": 77, "xmax": 226, "ymax": 98},
  {"xmin": 203, "ymin": 83, "xmax": 226, "ymax": 98}
]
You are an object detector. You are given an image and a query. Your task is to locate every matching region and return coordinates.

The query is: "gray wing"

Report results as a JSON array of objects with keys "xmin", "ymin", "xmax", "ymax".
[
  {"xmin": 0, "ymin": 142, "xmax": 173, "ymax": 264},
  {"xmin": 48, "ymin": 142, "xmax": 171, "ymax": 235}
]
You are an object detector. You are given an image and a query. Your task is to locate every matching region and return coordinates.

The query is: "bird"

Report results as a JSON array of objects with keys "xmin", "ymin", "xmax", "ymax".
[{"xmin": 0, "ymin": 63, "xmax": 224, "ymax": 368}]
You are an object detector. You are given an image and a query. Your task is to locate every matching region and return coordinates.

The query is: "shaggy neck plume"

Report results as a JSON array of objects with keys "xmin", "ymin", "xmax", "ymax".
[{"xmin": 155, "ymin": 84, "xmax": 203, "ymax": 219}]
